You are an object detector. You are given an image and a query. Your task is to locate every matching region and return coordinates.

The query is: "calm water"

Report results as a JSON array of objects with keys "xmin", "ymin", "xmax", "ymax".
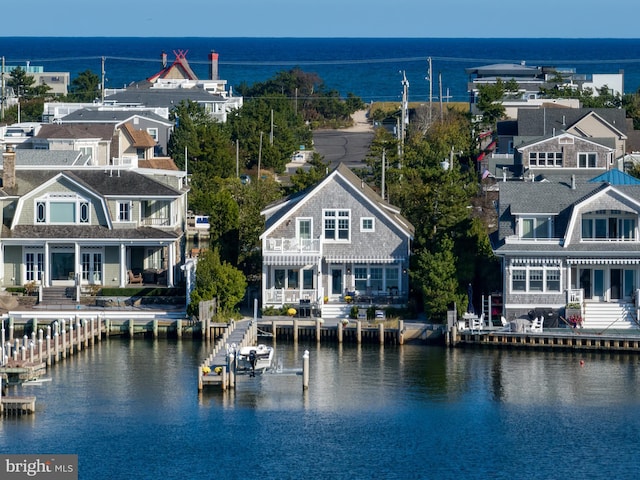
[
  {"xmin": 2, "ymin": 338, "xmax": 640, "ymax": 479},
  {"xmin": 2, "ymin": 37, "xmax": 640, "ymax": 102}
]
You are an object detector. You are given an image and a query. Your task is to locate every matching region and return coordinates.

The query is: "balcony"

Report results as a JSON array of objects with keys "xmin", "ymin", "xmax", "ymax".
[
  {"xmin": 141, "ymin": 217, "xmax": 172, "ymax": 227},
  {"xmin": 265, "ymin": 237, "xmax": 321, "ymax": 254},
  {"xmin": 504, "ymin": 235, "xmax": 563, "ymax": 246}
]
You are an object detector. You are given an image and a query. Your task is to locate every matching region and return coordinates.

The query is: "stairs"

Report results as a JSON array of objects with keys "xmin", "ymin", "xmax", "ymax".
[
  {"xmin": 583, "ymin": 302, "xmax": 638, "ymax": 330},
  {"xmin": 319, "ymin": 303, "xmax": 352, "ymax": 320},
  {"xmin": 39, "ymin": 286, "xmax": 77, "ymax": 307}
]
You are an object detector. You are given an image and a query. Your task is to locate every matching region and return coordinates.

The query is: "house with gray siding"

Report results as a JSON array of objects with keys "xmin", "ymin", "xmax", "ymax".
[
  {"xmin": 0, "ymin": 148, "xmax": 188, "ymax": 292},
  {"xmin": 493, "ymin": 169, "xmax": 640, "ymax": 329},
  {"xmin": 260, "ymin": 164, "xmax": 414, "ymax": 317}
]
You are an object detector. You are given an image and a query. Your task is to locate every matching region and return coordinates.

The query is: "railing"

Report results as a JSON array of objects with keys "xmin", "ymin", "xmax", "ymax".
[
  {"xmin": 504, "ymin": 235, "xmax": 563, "ymax": 245},
  {"xmin": 265, "ymin": 238, "xmax": 321, "ymax": 254},
  {"xmin": 141, "ymin": 217, "xmax": 171, "ymax": 227},
  {"xmin": 264, "ymin": 288, "xmax": 319, "ymax": 305}
]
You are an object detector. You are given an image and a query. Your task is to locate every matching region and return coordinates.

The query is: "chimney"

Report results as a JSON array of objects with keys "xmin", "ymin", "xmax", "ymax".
[
  {"xmin": 161, "ymin": 51, "xmax": 167, "ymax": 68},
  {"xmin": 209, "ymin": 50, "xmax": 219, "ymax": 80},
  {"xmin": 3, "ymin": 145, "xmax": 16, "ymax": 190}
]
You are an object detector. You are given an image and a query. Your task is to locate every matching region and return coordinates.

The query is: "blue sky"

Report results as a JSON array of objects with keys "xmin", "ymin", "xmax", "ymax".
[{"xmin": 2, "ymin": 0, "xmax": 639, "ymax": 37}]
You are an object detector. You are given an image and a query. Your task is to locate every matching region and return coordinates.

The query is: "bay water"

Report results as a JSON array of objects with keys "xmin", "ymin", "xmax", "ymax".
[{"xmin": 2, "ymin": 338, "xmax": 640, "ymax": 479}]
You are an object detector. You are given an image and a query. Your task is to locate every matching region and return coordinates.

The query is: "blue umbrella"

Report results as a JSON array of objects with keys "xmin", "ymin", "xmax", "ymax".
[{"xmin": 467, "ymin": 283, "xmax": 475, "ymax": 314}]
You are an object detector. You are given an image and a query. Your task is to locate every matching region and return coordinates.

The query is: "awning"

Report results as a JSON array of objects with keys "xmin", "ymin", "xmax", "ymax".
[
  {"xmin": 567, "ymin": 258, "xmax": 640, "ymax": 265},
  {"xmin": 263, "ymin": 254, "xmax": 319, "ymax": 266},
  {"xmin": 324, "ymin": 255, "xmax": 405, "ymax": 264}
]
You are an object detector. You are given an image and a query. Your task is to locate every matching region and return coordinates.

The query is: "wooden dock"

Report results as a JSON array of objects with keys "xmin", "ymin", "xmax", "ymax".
[
  {"xmin": 198, "ymin": 319, "xmax": 259, "ymax": 390},
  {"xmin": 1, "ymin": 396, "xmax": 36, "ymax": 416},
  {"xmin": 451, "ymin": 328, "xmax": 640, "ymax": 352}
]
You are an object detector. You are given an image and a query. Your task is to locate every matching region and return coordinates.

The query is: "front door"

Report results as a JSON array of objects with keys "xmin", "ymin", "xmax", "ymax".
[
  {"xmin": 610, "ymin": 269, "xmax": 622, "ymax": 301},
  {"xmin": 331, "ymin": 268, "xmax": 343, "ymax": 297},
  {"xmin": 50, "ymin": 252, "xmax": 75, "ymax": 285}
]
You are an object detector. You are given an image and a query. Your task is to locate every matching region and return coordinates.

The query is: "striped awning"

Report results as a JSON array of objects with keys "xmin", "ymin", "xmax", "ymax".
[
  {"xmin": 263, "ymin": 254, "xmax": 319, "ymax": 266},
  {"xmin": 324, "ymin": 255, "xmax": 405, "ymax": 264},
  {"xmin": 567, "ymin": 258, "xmax": 640, "ymax": 265},
  {"xmin": 510, "ymin": 258, "xmax": 561, "ymax": 265}
]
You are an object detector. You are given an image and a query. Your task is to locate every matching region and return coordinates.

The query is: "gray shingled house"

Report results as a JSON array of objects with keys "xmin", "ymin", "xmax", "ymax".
[
  {"xmin": 260, "ymin": 164, "xmax": 414, "ymax": 319},
  {"xmin": 493, "ymin": 169, "xmax": 640, "ymax": 329},
  {"xmin": 0, "ymin": 148, "xmax": 188, "ymax": 291}
]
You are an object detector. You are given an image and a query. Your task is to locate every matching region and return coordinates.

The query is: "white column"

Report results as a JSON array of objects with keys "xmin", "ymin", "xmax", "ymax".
[
  {"xmin": 44, "ymin": 242, "xmax": 50, "ymax": 287},
  {"xmin": 74, "ymin": 242, "xmax": 80, "ymax": 284},
  {"xmin": 167, "ymin": 242, "xmax": 175, "ymax": 287},
  {"xmin": 120, "ymin": 243, "xmax": 126, "ymax": 288}
]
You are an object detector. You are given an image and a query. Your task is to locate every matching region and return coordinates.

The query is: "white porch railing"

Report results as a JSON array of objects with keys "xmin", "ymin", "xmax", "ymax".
[
  {"xmin": 504, "ymin": 236, "xmax": 563, "ymax": 245},
  {"xmin": 265, "ymin": 288, "xmax": 319, "ymax": 305},
  {"xmin": 141, "ymin": 217, "xmax": 171, "ymax": 227},
  {"xmin": 265, "ymin": 238, "xmax": 321, "ymax": 254}
]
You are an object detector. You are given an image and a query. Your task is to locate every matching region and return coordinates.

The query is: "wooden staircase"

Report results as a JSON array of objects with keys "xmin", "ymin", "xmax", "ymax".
[
  {"xmin": 38, "ymin": 286, "xmax": 77, "ymax": 307},
  {"xmin": 583, "ymin": 302, "xmax": 638, "ymax": 330}
]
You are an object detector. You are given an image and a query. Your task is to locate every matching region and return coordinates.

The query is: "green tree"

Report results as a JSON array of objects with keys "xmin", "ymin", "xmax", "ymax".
[
  {"xmin": 69, "ymin": 70, "xmax": 101, "ymax": 102},
  {"xmin": 476, "ymin": 79, "xmax": 506, "ymax": 127},
  {"xmin": 7, "ymin": 67, "xmax": 36, "ymax": 98},
  {"xmin": 413, "ymin": 236, "xmax": 463, "ymax": 322},
  {"xmin": 288, "ymin": 153, "xmax": 330, "ymax": 192},
  {"xmin": 187, "ymin": 248, "xmax": 247, "ymax": 318}
]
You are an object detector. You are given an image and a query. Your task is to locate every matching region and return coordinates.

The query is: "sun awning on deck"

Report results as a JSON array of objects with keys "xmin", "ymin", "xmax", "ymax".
[
  {"xmin": 567, "ymin": 258, "xmax": 640, "ymax": 265},
  {"xmin": 263, "ymin": 254, "xmax": 320, "ymax": 266},
  {"xmin": 324, "ymin": 255, "xmax": 405, "ymax": 264}
]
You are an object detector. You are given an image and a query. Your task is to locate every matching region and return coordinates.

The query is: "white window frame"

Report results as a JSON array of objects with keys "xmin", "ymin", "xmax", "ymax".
[
  {"xmin": 323, "ymin": 209, "xmax": 350, "ymax": 242},
  {"xmin": 510, "ymin": 265, "xmax": 562, "ymax": 293},
  {"xmin": 519, "ymin": 216, "xmax": 553, "ymax": 239},
  {"xmin": 361, "ymin": 217, "xmax": 375, "ymax": 232},
  {"xmin": 578, "ymin": 152, "xmax": 597, "ymax": 168},
  {"xmin": 34, "ymin": 193, "xmax": 91, "ymax": 225},
  {"xmin": 117, "ymin": 201, "xmax": 133, "ymax": 222}
]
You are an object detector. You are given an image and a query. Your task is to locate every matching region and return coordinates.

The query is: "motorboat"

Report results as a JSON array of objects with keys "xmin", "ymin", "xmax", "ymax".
[
  {"xmin": 235, "ymin": 344, "xmax": 274, "ymax": 376},
  {"xmin": 22, "ymin": 377, "xmax": 52, "ymax": 385}
]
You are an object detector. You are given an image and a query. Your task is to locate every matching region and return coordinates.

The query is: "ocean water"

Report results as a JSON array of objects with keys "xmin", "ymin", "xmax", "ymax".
[
  {"xmin": 1, "ymin": 37, "xmax": 640, "ymax": 103},
  {"xmin": 2, "ymin": 339, "xmax": 640, "ymax": 479}
]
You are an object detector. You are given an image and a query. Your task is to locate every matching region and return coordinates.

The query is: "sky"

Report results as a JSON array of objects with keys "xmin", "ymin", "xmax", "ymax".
[{"xmin": 2, "ymin": 0, "xmax": 639, "ymax": 38}]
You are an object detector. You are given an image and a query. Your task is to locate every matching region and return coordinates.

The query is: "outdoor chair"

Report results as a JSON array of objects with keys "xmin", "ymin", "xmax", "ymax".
[{"xmin": 128, "ymin": 270, "xmax": 143, "ymax": 284}]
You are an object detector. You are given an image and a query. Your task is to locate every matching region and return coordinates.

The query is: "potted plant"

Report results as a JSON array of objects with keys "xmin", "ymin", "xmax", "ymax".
[{"xmin": 344, "ymin": 295, "xmax": 353, "ymax": 304}]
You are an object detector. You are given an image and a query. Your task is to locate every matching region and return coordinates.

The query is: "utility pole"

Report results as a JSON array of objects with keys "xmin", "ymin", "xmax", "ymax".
[
  {"xmin": 101, "ymin": 56, "xmax": 105, "ymax": 103},
  {"xmin": 269, "ymin": 109, "xmax": 274, "ymax": 145},
  {"xmin": 426, "ymin": 57, "xmax": 433, "ymax": 127},
  {"xmin": 381, "ymin": 149, "xmax": 386, "ymax": 201},
  {"xmin": 258, "ymin": 131, "xmax": 263, "ymax": 181},
  {"xmin": 400, "ymin": 70, "xmax": 409, "ymax": 158},
  {"xmin": 236, "ymin": 140, "xmax": 239, "ymax": 178},
  {"xmin": 439, "ymin": 72, "xmax": 443, "ymax": 119},
  {"xmin": 1, "ymin": 56, "xmax": 4, "ymax": 121}
]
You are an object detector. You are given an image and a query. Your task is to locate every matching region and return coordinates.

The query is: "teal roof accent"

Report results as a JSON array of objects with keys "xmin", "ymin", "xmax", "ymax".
[{"xmin": 588, "ymin": 169, "xmax": 640, "ymax": 185}]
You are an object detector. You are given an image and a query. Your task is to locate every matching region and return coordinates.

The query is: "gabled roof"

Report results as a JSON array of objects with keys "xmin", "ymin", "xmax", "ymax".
[
  {"xmin": 35, "ymin": 123, "xmax": 115, "ymax": 141},
  {"xmin": 60, "ymin": 108, "xmax": 171, "ymax": 125},
  {"xmin": 515, "ymin": 132, "xmax": 616, "ymax": 152},
  {"xmin": 138, "ymin": 158, "xmax": 179, "ymax": 171},
  {"xmin": 147, "ymin": 50, "xmax": 198, "ymax": 83},
  {"xmin": 517, "ymin": 108, "xmax": 627, "ymax": 137},
  {"xmin": 121, "ymin": 123, "xmax": 156, "ymax": 148},
  {"xmin": 260, "ymin": 163, "xmax": 414, "ymax": 239},
  {"xmin": 0, "ymin": 169, "xmax": 182, "ymax": 198},
  {"xmin": 588, "ymin": 169, "xmax": 640, "ymax": 185},
  {"xmin": 105, "ymin": 88, "xmax": 224, "ymax": 109}
]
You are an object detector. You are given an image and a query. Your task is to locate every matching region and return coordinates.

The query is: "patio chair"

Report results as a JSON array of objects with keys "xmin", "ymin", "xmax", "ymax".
[
  {"xmin": 528, "ymin": 316, "xmax": 543, "ymax": 333},
  {"xmin": 128, "ymin": 270, "xmax": 143, "ymax": 285},
  {"xmin": 469, "ymin": 315, "xmax": 483, "ymax": 334},
  {"xmin": 500, "ymin": 316, "xmax": 511, "ymax": 332}
]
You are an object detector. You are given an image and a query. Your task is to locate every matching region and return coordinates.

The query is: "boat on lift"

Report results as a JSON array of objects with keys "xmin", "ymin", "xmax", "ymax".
[{"xmin": 235, "ymin": 344, "xmax": 274, "ymax": 376}]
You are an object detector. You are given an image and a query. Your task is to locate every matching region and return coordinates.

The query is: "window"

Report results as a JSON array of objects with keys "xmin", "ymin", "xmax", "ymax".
[
  {"xmin": 354, "ymin": 266, "xmax": 367, "ymax": 291},
  {"xmin": 118, "ymin": 201, "xmax": 132, "ymax": 222},
  {"xmin": 323, "ymin": 209, "xmax": 350, "ymax": 241},
  {"xmin": 581, "ymin": 211, "xmax": 636, "ymax": 241},
  {"xmin": 512, "ymin": 269, "xmax": 526, "ymax": 291},
  {"xmin": 34, "ymin": 195, "xmax": 90, "ymax": 225},
  {"xmin": 578, "ymin": 152, "xmax": 597, "ymax": 168},
  {"xmin": 25, "ymin": 252, "xmax": 44, "ymax": 281},
  {"xmin": 529, "ymin": 151, "xmax": 562, "ymax": 167},
  {"xmin": 361, "ymin": 217, "xmax": 374, "ymax": 232},
  {"xmin": 298, "ymin": 218, "xmax": 312, "ymax": 247},
  {"xmin": 147, "ymin": 128, "xmax": 158, "ymax": 141},
  {"xmin": 521, "ymin": 217, "xmax": 552, "ymax": 239},
  {"xmin": 303, "ymin": 270, "xmax": 314, "ymax": 289},
  {"xmin": 511, "ymin": 266, "xmax": 561, "ymax": 293},
  {"xmin": 370, "ymin": 268, "xmax": 383, "ymax": 290}
]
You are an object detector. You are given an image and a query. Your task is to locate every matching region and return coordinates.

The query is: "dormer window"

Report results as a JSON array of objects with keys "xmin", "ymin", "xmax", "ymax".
[
  {"xmin": 520, "ymin": 216, "xmax": 552, "ymax": 239},
  {"xmin": 34, "ymin": 194, "xmax": 91, "ymax": 224},
  {"xmin": 582, "ymin": 211, "xmax": 636, "ymax": 241}
]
